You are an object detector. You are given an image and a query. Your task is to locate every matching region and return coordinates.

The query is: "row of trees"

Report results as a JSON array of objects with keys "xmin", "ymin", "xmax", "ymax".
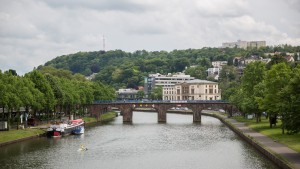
[
  {"xmin": 229, "ymin": 61, "xmax": 300, "ymax": 134},
  {"xmin": 0, "ymin": 67, "xmax": 115, "ymax": 127}
]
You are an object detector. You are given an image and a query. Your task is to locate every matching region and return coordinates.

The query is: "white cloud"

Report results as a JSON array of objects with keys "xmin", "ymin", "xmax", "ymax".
[{"xmin": 0, "ymin": 0, "xmax": 299, "ymax": 75}]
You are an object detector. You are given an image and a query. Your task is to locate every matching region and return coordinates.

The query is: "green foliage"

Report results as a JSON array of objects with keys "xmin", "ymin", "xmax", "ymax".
[
  {"xmin": 150, "ymin": 86, "xmax": 162, "ymax": 100},
  {"xmin": 184, "ymin": 66, "xmax": 207, "ymax": 79},
  {"xmin": 0, "ymin": 67, "xmax": 116, "ymax": 125},
  {"xmin": 42, "ymin": 48, "xmax": 268, "ymax": 87},
  {"xmin": 230, "ymin": 61, "xmax": 300, "ymax": 134}
]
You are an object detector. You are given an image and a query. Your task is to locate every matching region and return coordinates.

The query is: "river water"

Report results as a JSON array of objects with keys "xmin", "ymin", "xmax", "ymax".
[{"xmin": 0, "ymin": 112, "xmax": 278, "ymax": 169}]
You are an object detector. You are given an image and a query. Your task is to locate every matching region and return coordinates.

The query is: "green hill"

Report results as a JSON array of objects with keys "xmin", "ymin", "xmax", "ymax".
[{"xmin": 41, "ymin": 45, "xmax": 299, "ymax": 89}]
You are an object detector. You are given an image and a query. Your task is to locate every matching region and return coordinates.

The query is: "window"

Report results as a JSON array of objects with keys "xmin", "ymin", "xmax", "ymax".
[
  {"xmin": 209, "ymin": 89, "xmax": 213, "ymax": 94},
  {"xmin": 191, "ymin": 89, "xmax": 194, "ymax": 94},
  {"xmin": 177, "ymin": 89, "xmax": 180, "ymax": 94},
  {"xmin": 205, "ymin": 89, "xmax": 207, "ymax": 93}
]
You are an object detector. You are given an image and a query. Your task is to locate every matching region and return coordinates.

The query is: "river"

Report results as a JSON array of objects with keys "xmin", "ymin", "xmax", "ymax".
[{"xmin": 0, "ymin": 112, "xmax": 278, "ymax": 169}]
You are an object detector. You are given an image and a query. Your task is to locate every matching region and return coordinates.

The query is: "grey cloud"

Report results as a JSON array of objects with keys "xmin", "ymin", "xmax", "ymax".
[
  {"xmin": 0, "ymin": 0, "xmax": 299, "ymax": 75},
  {"xmin": 43, "ymin": 0, "xmax": 154, "ymax": 13}
]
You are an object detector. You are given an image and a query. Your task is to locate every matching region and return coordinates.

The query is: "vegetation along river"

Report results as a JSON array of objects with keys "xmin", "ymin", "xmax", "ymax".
[{"xmin": 0, "ymin": 112, "xmax": 278, "ymax": 169}]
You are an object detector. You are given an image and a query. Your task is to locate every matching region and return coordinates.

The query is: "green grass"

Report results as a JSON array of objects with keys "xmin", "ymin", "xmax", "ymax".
[
  {"xmin": 233, "ymin": 116, "xmax": 300, "ymax": 153},
  {"xmin": 83, "ymin": 111, "xmax": 117, "ymax": 123},
  {"xmin": 100, "ymin": 111, "xmax": 118, "ymax": 121},
  {"xmin": 1, "ymin": 112, "xmax": 118, "ymax": 144},
  {"xmin": 82, "ymin": 116, "xmax": 97, "ymax": 123},
  {"xmin": 0, "ymin": 128, "xmax": 45, "ymax": 144}
]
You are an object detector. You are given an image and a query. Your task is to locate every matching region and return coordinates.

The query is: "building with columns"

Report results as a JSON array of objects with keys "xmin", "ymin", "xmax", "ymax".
[{"xmin": 163, "ymin": 79, "xmax": 221, "ymax": 101}]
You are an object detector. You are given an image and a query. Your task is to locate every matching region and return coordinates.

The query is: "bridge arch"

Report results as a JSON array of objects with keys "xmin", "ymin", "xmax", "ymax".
[{"xmin": 88, "ymin": 101, "xmax": 235, "ymax": 123}]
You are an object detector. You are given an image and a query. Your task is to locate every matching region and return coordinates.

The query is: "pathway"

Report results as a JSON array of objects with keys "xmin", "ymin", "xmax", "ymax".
[{"xmin": 221, "ymin": 114, "xmax": 300, "ymax": 169}]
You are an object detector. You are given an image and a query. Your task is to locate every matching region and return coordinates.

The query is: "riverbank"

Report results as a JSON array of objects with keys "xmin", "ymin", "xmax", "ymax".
[
  {"xmin": 0, "ymin": 111, "xmax": 118, "ymax": 146},
  {"xmin": 203, "ymin": 112, "xmax": 300, "ymax": 169},
  {"xmin": 233, "ymin": 116, "xmax": 300, "ymax": 153}
]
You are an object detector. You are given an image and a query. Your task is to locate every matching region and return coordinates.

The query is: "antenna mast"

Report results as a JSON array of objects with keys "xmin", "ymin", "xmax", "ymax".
[{"xmin": 102, "ymin": 35, "xmax": 105, "ymax": 51}]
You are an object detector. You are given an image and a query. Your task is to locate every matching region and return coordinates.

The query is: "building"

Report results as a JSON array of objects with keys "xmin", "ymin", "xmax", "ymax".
[
  {"xmin": 212, "ymin": 61, "xmax": 227, "ymax": 68},
  {"xmin": 207, "ymin": 67, "xmax": 221, "ymax": 80},
  {"xmin": 222, "ymin": 40, "xmax": 266, "ymax": 49},
  {"xmin": 247, "ymin": 41, "xmax": 266, "ymax": 48},
  {"xmin": 116, "ymin": 88, "xmax": 139, "ymax": 100},
  {"xmin": 144, "ymin": 72, "xmax": 195, "ymax": 97},
  {"xmin": 222, "ymin": 40, "xmax": 248, "ymax": 49},
  {"xmin": 163, "ymin": 79, "xmax": 221, "ymax": 101}
]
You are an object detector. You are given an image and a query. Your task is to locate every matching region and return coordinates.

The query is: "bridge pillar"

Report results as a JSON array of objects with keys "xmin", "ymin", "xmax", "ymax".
[
  {"xmin": 193, "ymin": 110, "xmax": 202, "ymax": 123},
  {"xmin": 156, "ymin": 105, "xmax": 168, "ymax": 123},
  {"xmin": 189, "ymin": 105, "xmax": 202, "ymax": 123},
  {"xmin": 121, "ymin": 107, "xmax": 133, "ymax": 123}
]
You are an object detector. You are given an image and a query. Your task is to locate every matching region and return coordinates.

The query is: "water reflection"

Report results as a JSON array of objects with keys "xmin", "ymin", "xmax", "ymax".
[{"xmin": 0, "ymin": 112, "xmax": 278, "ymax": 169}]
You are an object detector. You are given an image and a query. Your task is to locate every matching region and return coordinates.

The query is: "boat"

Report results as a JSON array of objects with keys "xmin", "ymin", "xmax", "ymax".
[
  {"xmin": 72, "ymin": 125, "xmax": 84, "ymax": 135},
  {"xmin": 46, "ymin": 119, "xmax": 84, "ymax": 137}
]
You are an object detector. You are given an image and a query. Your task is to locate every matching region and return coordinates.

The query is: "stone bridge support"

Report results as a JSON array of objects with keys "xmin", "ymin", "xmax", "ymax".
[
  {"xmin": 188, "ymin": 105, "xmax": 203, "ymax": 123},
  {"xmin": 155, "ymin": 104, "xmax": 169, "ymax": 123},
  {"xmin": 115, "ymin": 104, "xmax": 134, "ymax": 123}
]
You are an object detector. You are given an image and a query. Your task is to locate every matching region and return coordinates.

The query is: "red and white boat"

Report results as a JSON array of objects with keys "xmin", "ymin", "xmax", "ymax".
[{"xmin": 46, "ymin": 119, "xmax": 84, "ymax": 137}]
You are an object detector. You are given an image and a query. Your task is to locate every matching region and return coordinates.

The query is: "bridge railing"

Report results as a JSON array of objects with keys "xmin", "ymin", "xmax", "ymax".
[{"xmin": 93, "ymin": 100, "xmax": 228, "ymax": 104}]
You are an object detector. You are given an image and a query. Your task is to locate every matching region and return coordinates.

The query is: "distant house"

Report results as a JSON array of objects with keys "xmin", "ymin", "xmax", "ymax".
[
  {"xmin": 116, "ymin": 88, "xmax": 139, "ymax": 100},
  {"xmin": 285, "ymin": 55, "xmax": 295, "ymax": 62},
  {"xmin": 207, "ymin": 67, "xmax": 221, "ymax": 80},
  {"xmin": 212, "ymin": 61, "xmax": 227, "ymax": 68}
]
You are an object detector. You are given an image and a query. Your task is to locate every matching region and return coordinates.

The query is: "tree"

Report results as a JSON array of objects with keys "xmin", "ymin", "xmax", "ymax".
[
  {"xmin": 278, "ymin": 65, "xmax": 300, "ymax": 134},
  {"xmin": 184, "ymin": 66, "xmax": 207, "ymax": 79},
  {"xmin": 261, "ymin": 63, "xmax": 292, "ymax": 133},
  {"xmin": 26, "ymin": 70, "xmax": 56, "ymax": 121},
  {"xmin": 150, "ymin": 86, "xmax": 162, "ymax": 100},
  {"xmin": 240, "ymin": 61, "xmax": 266, "ymax": 122}
]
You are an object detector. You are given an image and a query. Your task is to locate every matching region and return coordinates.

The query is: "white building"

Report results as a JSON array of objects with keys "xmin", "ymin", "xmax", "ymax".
[
  {"xmin": 212, "ymin": 61, "xmax": 227, "ymax": 68},
  {"xmin": 116, "ymin": 89, "xmax": 139, "ymax": 100},
  {"xmin": 222, "ymin": 40, "xmax": 266, "ymax": 49},
  {"xmin": 144, "ymin": 72, "xmax": 195, "ymax": 96},
  {"xmin": 207, "ymin": 68, "xmax": 221, "ymax": 80},
  {"xmin": 163, "ymin": 79, "xmax": 221, "ymax": 101}
]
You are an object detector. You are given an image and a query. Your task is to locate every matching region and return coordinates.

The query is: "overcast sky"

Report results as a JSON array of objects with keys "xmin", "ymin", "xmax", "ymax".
[{"xmin": 1, "ymin": 0, "xmax": 300, "ymax": 75}]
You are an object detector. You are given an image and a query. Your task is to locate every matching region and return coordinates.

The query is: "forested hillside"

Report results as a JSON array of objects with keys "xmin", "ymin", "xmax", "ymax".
[{"xmin": 42, "ymin": 45, "xmax": 300, "ymax": 88}]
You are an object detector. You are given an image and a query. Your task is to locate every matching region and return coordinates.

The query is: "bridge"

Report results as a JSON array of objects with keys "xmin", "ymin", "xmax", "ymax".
[{"xmin": 88, "ymin": 100, "xmax": 235, "ymax": 123}]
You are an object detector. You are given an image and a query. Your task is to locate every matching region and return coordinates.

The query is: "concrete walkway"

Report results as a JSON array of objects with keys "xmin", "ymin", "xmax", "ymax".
[{"xmin": 221, "ymin": 115, "xmax": 300, "ymax": 169}]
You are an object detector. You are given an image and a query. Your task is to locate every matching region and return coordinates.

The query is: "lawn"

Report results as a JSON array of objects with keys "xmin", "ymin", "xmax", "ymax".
[
  {"xmin": 83, "ymin": 111, "xmax": 117, "ymax": 123},
  {"xmin": 233, "ymin": 116, "xmax": 300, "ymax": 153},
  {"xmin": 1, "ymin": 112, "xmax": 118, "ymax": 144},
  {"xmin": 0, "ymin": 128, "xmax": 45, "ymax": 144}
]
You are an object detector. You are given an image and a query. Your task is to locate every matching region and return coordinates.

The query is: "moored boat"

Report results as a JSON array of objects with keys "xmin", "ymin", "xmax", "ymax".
[
  {"xmin": 72, "ymin": 125, "xmax": 84, "ymax": 135},
  {"xmin": 46, "ymin": 119, "xmax": 84, "ymax": 137}
]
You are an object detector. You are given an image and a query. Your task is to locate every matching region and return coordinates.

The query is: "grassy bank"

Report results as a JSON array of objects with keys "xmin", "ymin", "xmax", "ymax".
[
  {"xmin": 0, "ymin": 111, "xmax": 118, "ymax": 145},
  {"xmin": 0, "ymin": 128, "xmax": 45, "ymax": 144},
  {"xmin": 83, "ymin": 111, "xmax": 118, "ymax": 123},
  {"xmin": 233, "ymin": 116, "xmax": 300, "ymax": 153}
]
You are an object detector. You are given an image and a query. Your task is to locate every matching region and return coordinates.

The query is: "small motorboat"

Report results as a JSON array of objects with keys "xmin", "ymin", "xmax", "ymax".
[{"xmin": 72, "ymin": 125, "xmax": 84, "ymax": 135}]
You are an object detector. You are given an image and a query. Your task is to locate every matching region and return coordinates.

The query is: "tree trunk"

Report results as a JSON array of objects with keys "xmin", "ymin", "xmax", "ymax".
[{"xmin": 282, "ymin": 115, "xmax": 285, "ymax": 134}]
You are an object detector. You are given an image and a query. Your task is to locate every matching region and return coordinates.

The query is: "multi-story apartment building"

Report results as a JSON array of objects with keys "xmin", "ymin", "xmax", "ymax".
[
  {"xmin": 144, "ymin": 73, "xmax": 195, "ymax": 97},
  {"xmin": 222, "ymin": 40, "xmax": 248, "ymax": 49},
  {"xmin": 163, "ymin": 79, "xmax": 221, "ymax": 101},
  {"xmin": 222, "ymin": 40, "xmax": 266, "ymax": 49}
]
